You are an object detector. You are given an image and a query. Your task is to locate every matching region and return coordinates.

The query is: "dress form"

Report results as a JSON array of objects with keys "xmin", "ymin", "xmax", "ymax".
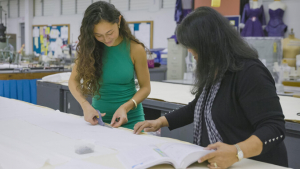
[
  {"xmin": 240, "ymin": 0, "xmax": 261, "ymax": 28},
  {"xmin": 266, "ymin": 0, "xmax": 287, "ymax": 37},
  {"xmin": 282, "ymin": 29, "xmax": 300, "ymax": 67},
  {"xmin": 241, "ymin": 0, "xmax": 266, "ymax": 37}
]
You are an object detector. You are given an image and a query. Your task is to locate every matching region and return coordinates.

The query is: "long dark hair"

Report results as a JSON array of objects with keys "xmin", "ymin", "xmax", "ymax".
[
  {"xmin": 176, "ymin": 7, "xmax": 258, "ymax": 96},
  {"xmin": 76, "ymin": 1, "xmax": 145, "ymax": 97}
]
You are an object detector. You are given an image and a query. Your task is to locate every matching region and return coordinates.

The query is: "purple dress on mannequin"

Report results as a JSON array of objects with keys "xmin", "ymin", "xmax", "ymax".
[
  {"xmin": 241, "ymin": 3, "xmax": 266, "ymax": 37},
  {"xmin": 266, "ymin": 8, "xmax": 287, "ymax": 37}
]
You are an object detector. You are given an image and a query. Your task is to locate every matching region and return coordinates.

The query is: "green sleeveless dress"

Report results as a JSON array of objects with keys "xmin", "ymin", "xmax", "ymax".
[{"xmin": 92, "ymin": 39, "xmax": 145, "ymax": 130}]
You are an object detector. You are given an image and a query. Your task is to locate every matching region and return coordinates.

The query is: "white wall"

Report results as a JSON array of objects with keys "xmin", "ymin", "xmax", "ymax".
[
  {"xmin": 7, "ymin": 0, "xmax": 300, "ymax": 54},
  {"xmin": 31, "ymin": 8, "xmax": 176, "ymax": 49},
  {"xmin": 6, "ymin": 17, "xmax": 24, "ymax": 51},
  {"xmin": 6, "ymin": 0, "xmax": 176, "ymax": 54},
  {"xmin": 122, "ymin": 8, "xmax": 176, "ymax": 48}
]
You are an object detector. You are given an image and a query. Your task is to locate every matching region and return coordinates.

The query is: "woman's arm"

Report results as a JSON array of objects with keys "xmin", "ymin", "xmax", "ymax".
[
  {"xmin": 200, "ymin": 62, "xmax": 286, "ymax": 169},
  {"xmin": 128, "ymin": 42, "xmax": 151, "ymax": 111},
  {"xmin": 111, "ymin": 42, "xmax": 151, "ymax": 127},
  {"xmin": 69, "ymin": 62, "xmax": 86, "ymax": 106},
  {"xmin": 69, "ymin": 62, "xmax": 101, "ymax": 125},
  {"xmin": 134, "ymin": 97, "xmax": 197, "ymax": 134}
]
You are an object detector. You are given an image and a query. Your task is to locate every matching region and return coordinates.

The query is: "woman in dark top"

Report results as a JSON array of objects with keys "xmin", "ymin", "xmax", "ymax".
[{"xmin": 134, "ymin": 7, "xmax": 288, "ymax": 168}]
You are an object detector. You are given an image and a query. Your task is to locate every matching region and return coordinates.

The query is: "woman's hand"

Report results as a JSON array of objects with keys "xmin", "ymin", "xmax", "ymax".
[
  {"xmin": 133, "ymin": 119, "xmax": 162, "ymax": 134},
  {"xmin": 133, "ymin": 116, "xmax": 169, "ymax": 134},
  {"xmin": 199, "ymin": 142, "xmax": 238, "ymax": 169},
  {"xmin": 82, "ymin": 101, "xmax": 106, "ymax": 125},
  {"xmin": 111, "ymin": 106, "xmax": 128, "ymax": 128}
]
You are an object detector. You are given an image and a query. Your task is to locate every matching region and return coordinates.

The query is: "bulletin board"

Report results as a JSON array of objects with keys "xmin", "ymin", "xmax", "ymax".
[
  {"xmin": 32, "ymin": 24, "xmax": 70, "ymax": 56},
  {"xmin": 127, "ymin": 21, "xmax": 153, "ymax": 49}
]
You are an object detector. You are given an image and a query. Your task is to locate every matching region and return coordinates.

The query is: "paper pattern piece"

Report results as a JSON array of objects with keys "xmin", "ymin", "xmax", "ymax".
[
  {"xmin": 45, "ymin": 42, "xmax": 49, "ymax": 55},
  {"xmin": 40, "ymin": 35, "xmax": 44, "ymax": 44},
  {"xmin": 34, "ymin": 37, "xmax": 39, "ymax": 48},
  {"xmin": 45, "ymin": 27, "xmax": 50, "ymax": 35},
  {"xmin": 134, "ymin": 23, "xmax": 150, "ymax": 49},
  {"xmin": 61, "ymin": 26, "xmax": 68, "ymax": 39},
  {"xmin": 55, "ymin": 159, "xmax": 118, "ymax": 169},
  {"xmin": 50, "ymin": 42, "xmax": 56, "ymax": 52},
  {"xmin": 129, "ymin": 24, "xmax": 134, "ymax": 35},
  {"xmin": 40, "ymin": 27, "xmax": 43, "ymax": 35},
  {"xmin": 41, "ymin": 44, "xmax": 45, "ymax": 52},
  {"xmin": 0, "ymin": 88, "xmax": 295, "ymax": 169},
  {"xmin": 50, "ymin": 29, "xmax": 60, "ymax": 39},
  {"xmin": 0, "ymin": 97, "xmax": 117, "ymax": 169},
  {"xmin": 0, "ymin": 96, "xmax": 169, "ymax": 168},
  {"xmin": 33, "ymin": 27, "xmax": 39, "ymax": 37}
]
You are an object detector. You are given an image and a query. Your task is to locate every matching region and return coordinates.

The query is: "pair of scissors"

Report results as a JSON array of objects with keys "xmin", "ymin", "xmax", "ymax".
[{"xmin": 96, "ymin": 110, "xmax": 113, "ymax": 129}]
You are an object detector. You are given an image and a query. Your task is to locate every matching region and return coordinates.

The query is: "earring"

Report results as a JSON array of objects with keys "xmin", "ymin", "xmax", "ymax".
[{"xmin": 118, "ymin": 25, "xmax": 120, "ymax": 29}]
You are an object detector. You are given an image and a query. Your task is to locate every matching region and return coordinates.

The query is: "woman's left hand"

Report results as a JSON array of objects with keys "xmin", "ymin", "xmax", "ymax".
[
  {"xmin": 199, "ymin": 142, "xmax": 239, "ymax": 169},
  {"xmin": 111, "ymin": 106, "xmax": 128, "ymax": 128}
]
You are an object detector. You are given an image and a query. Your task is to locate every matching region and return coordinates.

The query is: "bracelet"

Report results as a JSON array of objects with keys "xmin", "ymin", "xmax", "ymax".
[{"xmin": 131, "ymin": 99, "xmax": 137, "ymax": 110}]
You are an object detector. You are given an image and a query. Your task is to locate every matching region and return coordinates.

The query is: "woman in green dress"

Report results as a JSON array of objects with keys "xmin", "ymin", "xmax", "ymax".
[{"xmin": 69, "ymin": 1, "xmax": 151, "ymax": 130}]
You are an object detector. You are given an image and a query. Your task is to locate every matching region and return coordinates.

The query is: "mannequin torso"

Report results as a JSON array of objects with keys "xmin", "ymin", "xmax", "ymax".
[
  {"xmin": 283, "ymin": 31, "xmax": 300, "ymax": 67},
  {"xmin": 283, "ymin": 35, "xmax": 300, "ymax": 58},
  {"xmin": 266, "ymin": 0, "xmax": 287, "ymax": 37},
  {"xmin": 269, "ymin": 1, "xmax": 287, "ymax": 11}
]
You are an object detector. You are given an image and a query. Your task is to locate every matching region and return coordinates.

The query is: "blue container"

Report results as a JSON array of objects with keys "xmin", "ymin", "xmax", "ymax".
[
  {"xmin": 150, "ymin": 48, "xmax": 165, "ymax": 63},
  {"xmin": 160, "ymin": 58, "xmax": 167, "ymax": 65}
]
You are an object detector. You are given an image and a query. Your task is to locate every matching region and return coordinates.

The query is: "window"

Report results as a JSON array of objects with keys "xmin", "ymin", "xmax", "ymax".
[
  {"xmin": 34, "ymin": 0, "xmax": 54, "ymax": 16},
  {"xmin": 9, "ymin": 0, "xmax": 18, "ymax": 18},
  {"xmin": 19, "ymin": 0, "xmax": 24, "ymax": 17},
  {"xmin": 62, "ymin": 0, "xmax": 75, "ymax": 15},
  {"xmin": 0, "ymin": 0, "xmax": 8, "ymax": 17},
  {"xmin": 77, "ymin": 0, "xmax": 91, "ymax": 14},
  {"xmin": 92, "ymin": 0, "xmax": 110, "ymax": 3},
  {"xmin": 34, "ymin": 0, "xmax": 42, "ymax": 16},
  {"xmin": 130, "ymin": 0, "xmax": 148, "ymax": 11},
  {"xmin": 43, "ymin": 0, "xmax": 53, "ymax": 16},
  {"xmin": 162, "ymin": 0, "xmax": 176, "ymax": 8},
  {"xmin": 110, "ymin": 0, "xmax": 128, "ymax": 11}
]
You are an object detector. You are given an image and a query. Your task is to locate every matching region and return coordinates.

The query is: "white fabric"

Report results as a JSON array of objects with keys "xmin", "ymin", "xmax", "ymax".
[
  {"xmin": 53, "ymin": 79, "xmax": 300, "ymax": 122},
  {"xmin": 0, "ymin": 97, "xmax": 291, "ymax": 169},
  {"xmin": 41, "ymin": 72, "xmax": 71, "ymax": 83}
]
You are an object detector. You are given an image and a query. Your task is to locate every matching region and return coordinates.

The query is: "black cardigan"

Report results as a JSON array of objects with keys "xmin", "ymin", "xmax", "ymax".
[{"xmin": 165, "ymin": 59, "xmax": 288, "ymax": 167}]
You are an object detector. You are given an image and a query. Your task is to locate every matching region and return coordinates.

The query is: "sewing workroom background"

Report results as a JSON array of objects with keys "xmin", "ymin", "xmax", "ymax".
[{"xmin": 0, "ymin": 0, "xmax": 300, "ymax": 169}]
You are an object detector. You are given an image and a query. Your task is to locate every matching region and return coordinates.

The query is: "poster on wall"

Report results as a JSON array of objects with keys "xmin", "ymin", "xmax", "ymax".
[
  {"xmin": 128, "ymin": 21, "xmax": 153, "ymax": 49},
  {"xmin": 32, "ymin": 25, "xmax": 70, "ymax": 56}
]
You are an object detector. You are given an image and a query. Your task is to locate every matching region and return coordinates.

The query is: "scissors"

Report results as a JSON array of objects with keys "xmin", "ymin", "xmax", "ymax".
[{"xmin": 96, "ymin": 110, "xmax": 113, "ymax": 129}]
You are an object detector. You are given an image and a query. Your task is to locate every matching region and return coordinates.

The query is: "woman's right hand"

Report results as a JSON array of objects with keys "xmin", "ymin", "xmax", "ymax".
[
  {"xmin": 81, "ymin": 101, "xmax": 106, "ymax": 125},
  {"xmin": 133, "ymin": 117, "xmax": 166, "ymax": 134}
]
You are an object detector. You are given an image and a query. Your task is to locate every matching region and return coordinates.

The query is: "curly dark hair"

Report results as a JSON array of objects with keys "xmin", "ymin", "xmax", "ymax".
[{"xmin": 76, "ymin": 1, "xmax": 145, "ymax": 97}]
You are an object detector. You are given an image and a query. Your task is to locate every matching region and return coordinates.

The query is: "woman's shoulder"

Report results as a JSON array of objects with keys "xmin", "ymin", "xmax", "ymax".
[
  {"xmin": 130, "ymin": 40, "xmax": 146, "ymax": 56},
  {"xmin": 130, "ymin": 40, "xmax": 145, "ymax": 51},
  {"xmin": 240, "ymin": 59, "xmax": 269, "ymax": 74},
  {"xmin": 236, "ymin": 59, "xmax": 274, "ymax": 85},
  {"xmin": 226, "ymin": 59, "xmax": 266, "ymax": 75}
]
